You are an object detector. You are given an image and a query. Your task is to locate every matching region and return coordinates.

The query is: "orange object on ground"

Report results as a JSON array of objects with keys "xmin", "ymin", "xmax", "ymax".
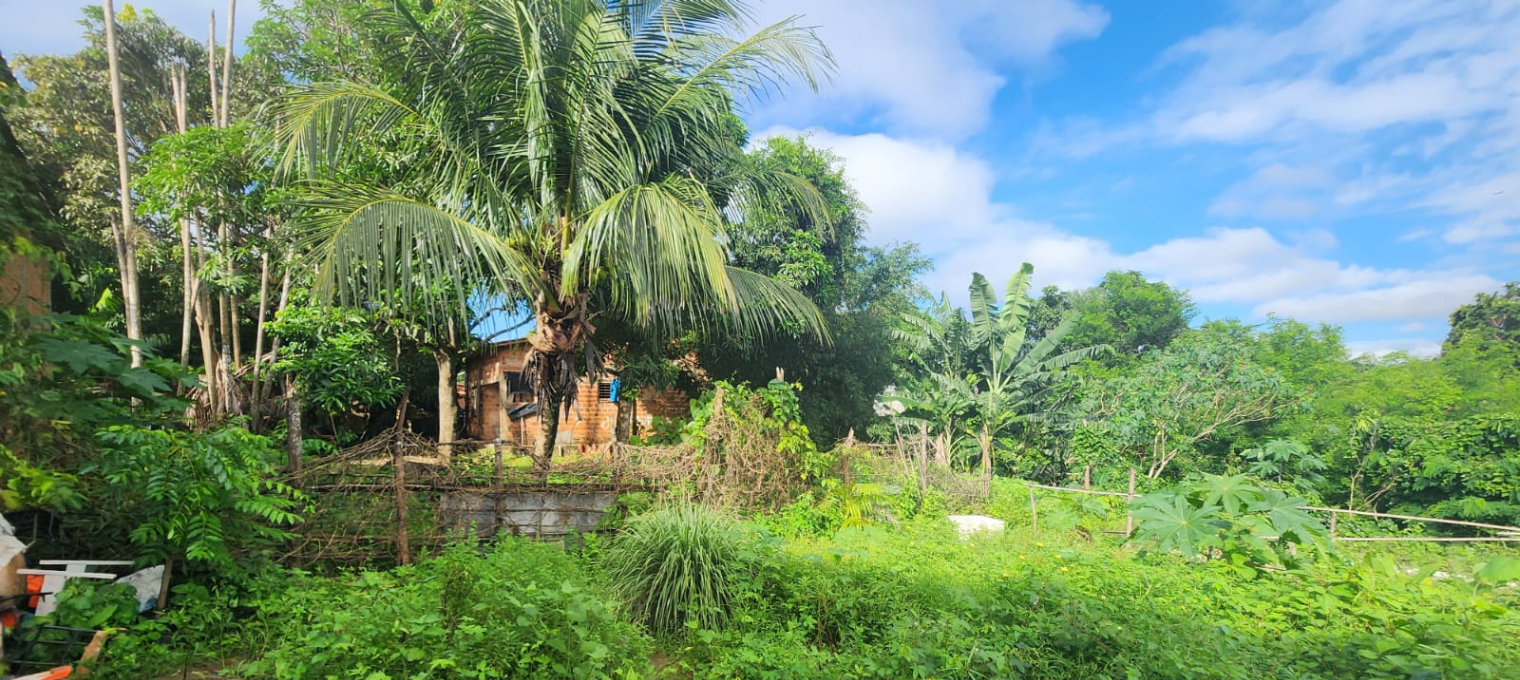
[
  {"xmin": 26, "ymin": 572, "xmax": 44, "ymax": 608},
  {"xmin": 12, "ymin": 665, "xmax": 74, "ymax": 680},
  {"xmin": 1, "ymin": 606, "xmax": 19, "ymax": 629}
]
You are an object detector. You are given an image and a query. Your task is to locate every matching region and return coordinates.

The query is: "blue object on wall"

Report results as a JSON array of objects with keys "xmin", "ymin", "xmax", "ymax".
[{"xmin": 608, "ymin": 377, "xmax": 622, "ymax": 403}]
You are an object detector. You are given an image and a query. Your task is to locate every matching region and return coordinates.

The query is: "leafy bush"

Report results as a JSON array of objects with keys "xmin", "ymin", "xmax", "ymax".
[
  {"xmin": 1130, "ymin": 474, "xmax": 1333, "ymax": 573},
  {"xmin": 677, "ymin": 519, "xmax": 1520, "ymax": 680},
  {"xmin": 603, "ymin": 504, "xmax": 766, "ymax": 635},
  {"xmin": 88, "ymin": 425, "xmax": 307, "ymax": 569},
  {"xmin": 0, "ymin": 311, "xmax": 190, "ymax": 511},
  {"xmin": 245, "ymin": 539, "xmax": 648, "ymax": 680}
]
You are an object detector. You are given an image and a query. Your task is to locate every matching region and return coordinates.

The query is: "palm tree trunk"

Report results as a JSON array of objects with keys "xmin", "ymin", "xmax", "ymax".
[
  {"xmin": 534, "ymin": 391, "xmax": 562, "ymax": 475},
  {"xmin": 434, "ymin": 350, "xmax": 455, "ymax": 462},
  {"xmin": 614, "ymin": 395, "xmax": 632, "ymax": 444},
  {"xmin": 103, "ymin": 0, "xmax": 142, "ymax": 368}
]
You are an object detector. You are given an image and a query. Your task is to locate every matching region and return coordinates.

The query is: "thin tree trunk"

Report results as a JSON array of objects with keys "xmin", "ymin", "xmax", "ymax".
[
  {"xmin": 217, "ymin": 219, "xmax": 236, "ymax": 411},
  {"xmin": 435, "ymin": 350, "xmax": 455, "ymax": 462},
  {"xmin": 285, "ymin": 375, "xmax": 302, "ymax": 474},
  {"xmin": 172, "ymin": 67, "xmax": 193, "ymax": 370},
  {"xmin": 249, "ymin": 228, "xmax": 271, "ymax": 432},
  {"xmin": 155, "ymin": 555, "xmax": 172, "ymax": 611},
  {"xmin": 534, "ymin": 391, "xmax": 563, "ymax": 475},
  {"xmin": 260, "ymin": 252, "xmax": 292, "ymax": 404},
  {"xmin": 103, "ymin": 0, "xmax": 142, "ymax": 368},
  {"xmin": 207, "ymin": 12, "xmax": 218, "ymax": 126},
  {"xmin": 220, "ymin": 0, "xmax": 236, "ymax": 128},
  {"xmin": 192, "ymin": 216, "xmax": 219, "ymax": 415}
]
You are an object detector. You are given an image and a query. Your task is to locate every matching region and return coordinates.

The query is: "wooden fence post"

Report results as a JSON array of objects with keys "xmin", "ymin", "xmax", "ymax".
[
  {"xmin": 1329, "ymin": 510, "xmax": 1338, "ymax": 539},
  {"xmin": 493, "ymin": 437, "xmax": 505, "ymax": 488},
  {"xmin": 1125, "ymin": 467, "xmax": 1137, "ymax": 538},
  {"xmin": 393, "ymin": 440, "xmax": 411, "ymax": 565},
  {"xmin": 1028, "ymin": 484, "xmax": 1038, "ymax": 534}
]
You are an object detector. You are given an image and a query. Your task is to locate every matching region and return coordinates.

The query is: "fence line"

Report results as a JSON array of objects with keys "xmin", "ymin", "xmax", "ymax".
[{"xmin": 1022, "ymin": 473, "xmax": 1520, "ymax": 543}]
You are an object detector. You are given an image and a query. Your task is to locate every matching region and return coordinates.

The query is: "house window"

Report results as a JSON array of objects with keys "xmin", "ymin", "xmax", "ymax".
[{"xmin": 597, "ymin": 380, "xmax": 613, "ymax": 401}]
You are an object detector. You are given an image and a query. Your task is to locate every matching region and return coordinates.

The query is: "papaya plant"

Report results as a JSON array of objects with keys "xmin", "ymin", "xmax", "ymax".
[{"xmin": 1130, "ymin": 474, "xmax": 1333, "ymax": 574}]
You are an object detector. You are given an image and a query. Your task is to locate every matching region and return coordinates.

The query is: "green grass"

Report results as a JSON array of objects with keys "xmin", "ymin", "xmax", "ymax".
[{"xmin": 602, "ymin": 503, "xmax": 766, "ymax": 635}]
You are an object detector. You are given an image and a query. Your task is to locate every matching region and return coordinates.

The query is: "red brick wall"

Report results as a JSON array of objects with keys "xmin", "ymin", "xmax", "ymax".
[
  {"xmin": 465, "ymin": 342, "xmax": 693, "ymax": 451},
  {"xmin": 0, "ymin": 252, "xmax": 49, "ymax": 316}
]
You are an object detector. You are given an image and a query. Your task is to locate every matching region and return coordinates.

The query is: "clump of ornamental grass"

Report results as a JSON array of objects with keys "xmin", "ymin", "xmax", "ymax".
[{"xmin": 603, "ymin": 503, "xmax": 763, "ymax": 636}]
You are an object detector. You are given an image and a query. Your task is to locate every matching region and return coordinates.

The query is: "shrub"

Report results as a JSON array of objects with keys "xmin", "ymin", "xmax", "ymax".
[
  {"xmin": 603, "ymin": 504, "xmax": 766, "ymax": 635},
  {"xmin": 244, "ymin": 539, "xmax": 647, "ymax": 680}
]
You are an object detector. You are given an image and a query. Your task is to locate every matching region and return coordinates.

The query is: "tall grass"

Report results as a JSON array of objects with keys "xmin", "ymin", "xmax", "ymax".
[{"xmin": 602, "ymin": 503, "xmax": 761, "ymax": 635}]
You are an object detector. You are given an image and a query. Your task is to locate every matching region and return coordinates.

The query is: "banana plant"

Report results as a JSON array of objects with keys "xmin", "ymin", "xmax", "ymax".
[{"xmin": 963, "ymin": 264, "xmax": 1105, "ymax": 486}]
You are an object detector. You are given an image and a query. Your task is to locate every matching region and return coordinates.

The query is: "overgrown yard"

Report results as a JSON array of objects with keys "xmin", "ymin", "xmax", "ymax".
[{"xmin": 48, "ymin": 492, "xmax": 1520, "ymax": 680}]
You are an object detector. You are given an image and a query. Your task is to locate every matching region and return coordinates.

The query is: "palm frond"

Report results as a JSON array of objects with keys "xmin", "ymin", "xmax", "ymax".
[{"xmin": 290, "ymin": 182, "xmax": 539, "ymax": 322}]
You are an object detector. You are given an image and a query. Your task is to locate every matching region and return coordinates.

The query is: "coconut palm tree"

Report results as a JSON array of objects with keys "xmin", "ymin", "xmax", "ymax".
[{"xmin": 271, "ymin": 0, "xmax": 833, "ymax": 468}]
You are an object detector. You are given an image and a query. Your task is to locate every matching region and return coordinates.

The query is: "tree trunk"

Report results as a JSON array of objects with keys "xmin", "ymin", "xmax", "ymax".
[
  {"xmin": 435, "ymin": 351, "xmax": 455, "ymax": 462},
  {"xmin": 249, "ymin": 227, "xmax": 272, "ymax": 431},
  {"xmin": 933, "ymin": 432, "xmax": 949, "ymax": 466},
  {"xmin": 534, "ymin": 390, "xmax": 563, "ymax": 475},
  {"xmin": 220, "ymin": 0, "xmax": 236, "ymax": 127},
  {"xmin": 103, "ymin": 0, "xmax": 142, "ymax": 368},
  {"xmin": 155, "ymin": 555, "xmax": 172, "ymax": 611},
  {"xmin": 254, "ymin": 246, "xmax": 290, "ymax": 431},
  {"xmin": 192, "ymin": 217, "xmax": 219, "ymax": 415},
  {"xmin": 172, "ymin": 68, "xmax": 192, "ymax": 371},
  {"xmin": 207, "ymin": 12, "xmax": 218, "ymax": 126},
  {"xmin": 285, "ymin": 376, "xmax": 302, "ymax": 474},
  {"xmin": 613, "ymin": 392, "xmax": 632, "ymax": 444}
]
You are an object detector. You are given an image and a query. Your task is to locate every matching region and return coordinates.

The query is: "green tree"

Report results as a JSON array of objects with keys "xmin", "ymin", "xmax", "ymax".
[
  {"xmin": 703, "ymin": 135, "xmax": 929, "ymax": 442},
  {"xmin": 1068, "ymin": 270, "xmax": 1194, "ymax": 358},
  {"xmin": 960, "ymin": 264, "xmax": 1100, "ymax": 486},
  {"xmin": 271, "ymin": 0, "xmax": 833, "ymax": 469},
  {"xmin": 1446, "ymin": 282, "xmax": 1519, "ymax": 350},
  {"xmin": 1083, "ymin": 327, "xmax": 1297, "ymax": 479}
]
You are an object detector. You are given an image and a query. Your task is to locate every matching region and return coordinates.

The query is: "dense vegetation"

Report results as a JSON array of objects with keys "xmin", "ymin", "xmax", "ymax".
[{"xmin": 2, "ymin": 0, "xmax": 1518, "ymax": 679}]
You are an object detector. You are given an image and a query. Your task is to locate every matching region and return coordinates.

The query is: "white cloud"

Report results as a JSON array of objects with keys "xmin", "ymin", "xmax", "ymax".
[
  {"xmin": 750, "ymin": 0, "xmax": 1108, "ymax": 139},
  {"xmin": 1346, "ymin": 338, "xmax": 1443, "ymax": 358},
  {"xmin": 1034, "ymin": 0, "xmax": 1520, "ymax": 246},
  {"xmin": 769, "ymin": 128, "xmax": 1492, "ymax": 325},
  {"xmin": 1252, "ymin": 275, "xmax": 1498, "ymax": 322}
]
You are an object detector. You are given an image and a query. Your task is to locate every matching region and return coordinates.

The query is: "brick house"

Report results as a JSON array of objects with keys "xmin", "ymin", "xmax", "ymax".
[{"xmin": 463, "ymin": 339, "xmax": 690, "ymax": 452}]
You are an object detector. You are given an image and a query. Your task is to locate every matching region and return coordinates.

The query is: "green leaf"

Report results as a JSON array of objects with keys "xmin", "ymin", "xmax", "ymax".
[{"xmin": 1131, "ymin": 491, "xmax": 1226, "ymax": 556}]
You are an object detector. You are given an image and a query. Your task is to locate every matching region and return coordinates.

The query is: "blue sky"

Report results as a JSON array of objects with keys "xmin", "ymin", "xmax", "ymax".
[{"xmin": 7, "ymin": 0, "xmax": 1519, "ymax": 355}]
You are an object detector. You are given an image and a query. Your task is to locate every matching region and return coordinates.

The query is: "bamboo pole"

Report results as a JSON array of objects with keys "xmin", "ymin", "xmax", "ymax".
[
  {"xmin": 1304, "ymin": 506, "xmax": 1520, "ymax": 534},
  {"xmin": 1334, "ymin": 537, "xmax": 1520, "ymax": 543},
  {"xmin": 1023, "ymin": 482, "xmax": 1131, "ymax": 498}
]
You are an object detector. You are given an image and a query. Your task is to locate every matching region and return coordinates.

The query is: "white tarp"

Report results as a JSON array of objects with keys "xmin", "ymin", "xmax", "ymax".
[{"xmin": 947, "ymin": 514, "xmax": 1006, "ymax": 537}]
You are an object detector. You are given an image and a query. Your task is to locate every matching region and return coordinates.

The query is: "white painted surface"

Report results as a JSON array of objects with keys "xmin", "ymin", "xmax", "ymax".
[{"xmin": 948, "ymin": 514, "xmax": 1005, "ymax": 538}]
